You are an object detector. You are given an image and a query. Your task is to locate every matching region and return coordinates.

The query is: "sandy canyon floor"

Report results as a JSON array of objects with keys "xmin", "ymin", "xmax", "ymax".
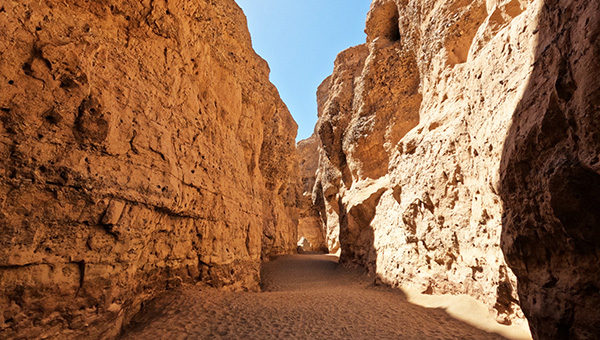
[{"xmin": 119, "ymin": 254, "xmax": 531, "ymax": 340}]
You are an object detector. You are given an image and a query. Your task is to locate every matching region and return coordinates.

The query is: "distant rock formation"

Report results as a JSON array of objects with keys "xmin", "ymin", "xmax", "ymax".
[
  {"xmin": 0, "ymin": 0, "xmax": 299, "ymax": 338},
  {"xmin": 297, "ymin": 135, "xmax": 327, "ymax": 252}
]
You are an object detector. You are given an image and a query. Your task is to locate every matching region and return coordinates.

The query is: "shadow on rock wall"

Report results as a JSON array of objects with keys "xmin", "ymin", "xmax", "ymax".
[
  {"xmin": 499, "ymin": 0, "xmax": 600, "ymax": 339},
  {"xmin": 337, "ymin": 188, "xmax": 386, "ymax": 275}
]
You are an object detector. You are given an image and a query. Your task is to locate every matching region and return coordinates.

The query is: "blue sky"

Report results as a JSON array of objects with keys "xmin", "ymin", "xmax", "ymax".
[{"xmin": 236, "ymin": 1, "xmax": 371, "ymax": 141}]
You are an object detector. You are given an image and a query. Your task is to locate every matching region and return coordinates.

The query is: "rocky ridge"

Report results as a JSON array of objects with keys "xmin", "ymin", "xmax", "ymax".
[{"xmin": 0, "ymin": 0, "xmax": 299, "ymax": 338}]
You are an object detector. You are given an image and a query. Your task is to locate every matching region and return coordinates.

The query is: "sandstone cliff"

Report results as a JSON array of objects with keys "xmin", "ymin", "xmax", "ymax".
[
  {"xmin": 297, "ymin": 135, "xmax": 327, "ymax": 252},
  {"xmin": 310, "ymin": 0, "xmax": 595, "ymax": 333},
  {"xmin": 0, "ymin": 0, "xmax": 299, "ymax": 338},
  {"xmin": 500, "ymin": 0, "xmax": 600, "ymax": 338},
  {"xmin": 313, "ymin": 0, "xmax": 600, "ymax": 337}
]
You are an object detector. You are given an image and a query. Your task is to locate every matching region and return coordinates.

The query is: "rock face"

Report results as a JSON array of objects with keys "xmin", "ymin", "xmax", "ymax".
[
  {"xmin": 297, "ymin": 135, "xmax": 327, "ymax": 252},
  {"xmin": 313, "ymin": 0, "xmax": 600, "ymax": 336},
  {"xmin": 500, "ymin": 0, "xmax": 600, "ymax": 339},
  {"xmin": 0, "ymin": 0, "xmax": 298, "ymax": 338},
  {"xmin": 311, "ymin": 0, "xmax": 558, "ymax": 329}
]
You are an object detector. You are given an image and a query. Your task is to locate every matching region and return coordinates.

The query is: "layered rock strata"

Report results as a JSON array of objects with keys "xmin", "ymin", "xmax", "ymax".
[
  {"xmin": 0, "ymin": 0, "xmax": 298, "ymax": 338},
  {"xmin": 312, "ymin": 0, "xmax": 541, "ymax": 328}
]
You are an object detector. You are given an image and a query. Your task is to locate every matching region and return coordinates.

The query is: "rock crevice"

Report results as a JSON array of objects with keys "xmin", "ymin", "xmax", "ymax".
[{"xmin": 309, "ymin": 0, "xmax": 535, "ymax": 329}]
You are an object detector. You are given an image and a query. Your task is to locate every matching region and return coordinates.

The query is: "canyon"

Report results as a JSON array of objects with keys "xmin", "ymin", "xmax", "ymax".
[{"xmin": 0, "ymin": 0, "xmax": 599, "ymax": 339}]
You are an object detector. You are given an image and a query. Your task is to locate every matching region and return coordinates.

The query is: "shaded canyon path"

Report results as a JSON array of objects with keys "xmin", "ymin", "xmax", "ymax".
[{"xmin": 119, "ymin": 254, "xmax": 516, "ymax": 339}]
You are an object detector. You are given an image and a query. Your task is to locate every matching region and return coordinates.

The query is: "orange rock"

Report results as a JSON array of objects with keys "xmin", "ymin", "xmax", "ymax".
[{"xmin": 0, "ymin": 0, "xmax": 299, "ymax": 338}]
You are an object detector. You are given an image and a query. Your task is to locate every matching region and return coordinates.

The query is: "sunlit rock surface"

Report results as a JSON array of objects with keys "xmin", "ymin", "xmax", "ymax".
[
  {"xmin": 313, "ymin": 0, "xmax": 600, "ymax": 337},
  {"xmin": 0, "ymin": 0, "xmax": 299, "ymax": 338},
  {"xmin": 500, "ymin": 0, "xmax": 600, "ymax": 338},
  {"xmin": 312, "ymin": 0, "xmax": 545, "ymax": 329}
]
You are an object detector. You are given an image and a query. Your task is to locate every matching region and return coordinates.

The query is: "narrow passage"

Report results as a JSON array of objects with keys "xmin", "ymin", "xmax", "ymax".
[{"xmin": 120, "ymin": 254, "xmax": 510, "ymax": 339}]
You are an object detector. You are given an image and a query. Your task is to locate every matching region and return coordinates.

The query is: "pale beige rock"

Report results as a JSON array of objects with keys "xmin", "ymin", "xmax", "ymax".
[
  {"xmin": 297, "ymin": 134, "xmax": 327, "ymax": 252},
  {"xmin": 0, "ymin": 0, "xmax": 299, "ymax": 338},
  {"xmin": 119, "ymin": 255, "xmax": 529, "ymax": 340},
  {"xmin": 312, "ymin": 0, "xmax": 541, "ymax": 329},
  {"xmin": 313, "ymin": 0, "xmax": 600, "ymax": 337},
  {"xmin": 297, "ymin": 237, "xmax": 312, "ymax": 252}
]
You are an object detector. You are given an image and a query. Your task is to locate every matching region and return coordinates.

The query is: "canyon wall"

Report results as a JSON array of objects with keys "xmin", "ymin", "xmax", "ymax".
[
  {"xmin": 312, "ymin": 0, "xmax": 600, "ymax": 337},
  {"xmin": 297, "ymin": 135, "xmax": 327, "ymax": 252},
  {"xmin": 500, "ymin": 0, "xmax": 600, "ymax": 338},
  {"xmin": 311, "ymin": 0, "xmax": 599, "ymax": 335},
  {"xmin": 0, "ymin": 0, "xmax": 299, "ymax": 339}
]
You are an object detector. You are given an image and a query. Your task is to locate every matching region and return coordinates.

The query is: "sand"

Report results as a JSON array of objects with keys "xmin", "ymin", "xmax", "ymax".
[{"xmin": 119, "ymin": 254, "xmax": 532, "ymax": 340}]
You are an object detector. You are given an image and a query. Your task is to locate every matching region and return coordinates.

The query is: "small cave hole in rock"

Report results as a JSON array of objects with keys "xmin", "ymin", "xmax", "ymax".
[{"xmin": 371, "ymin": 1, "xmax": 401, "ymax": 42}]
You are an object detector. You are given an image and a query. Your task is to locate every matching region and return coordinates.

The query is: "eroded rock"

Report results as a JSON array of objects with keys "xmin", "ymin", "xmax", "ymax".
[
  {"xmin": 312, "ymin": 0, "xmax": 600, "ymax": 337},
  {"xmin": 297, "ymin": 134, "xmax": 327, "ymax": 252},
  {"xmin": 313, "ymin": 0, "xmax": 536, "ymax": 329},
  {"xmin": 500, "ymin": 0, "xmax": 600, "ymax": 338},
  {"xmin": 0, "ymin": 0, "xmax": 298, "ymax": 338}
]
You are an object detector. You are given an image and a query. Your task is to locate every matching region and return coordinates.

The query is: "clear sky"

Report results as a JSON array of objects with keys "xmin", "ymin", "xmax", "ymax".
[{"xmin": 235, "ymin": 1, "xmax": 372, "ymax": 142}]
